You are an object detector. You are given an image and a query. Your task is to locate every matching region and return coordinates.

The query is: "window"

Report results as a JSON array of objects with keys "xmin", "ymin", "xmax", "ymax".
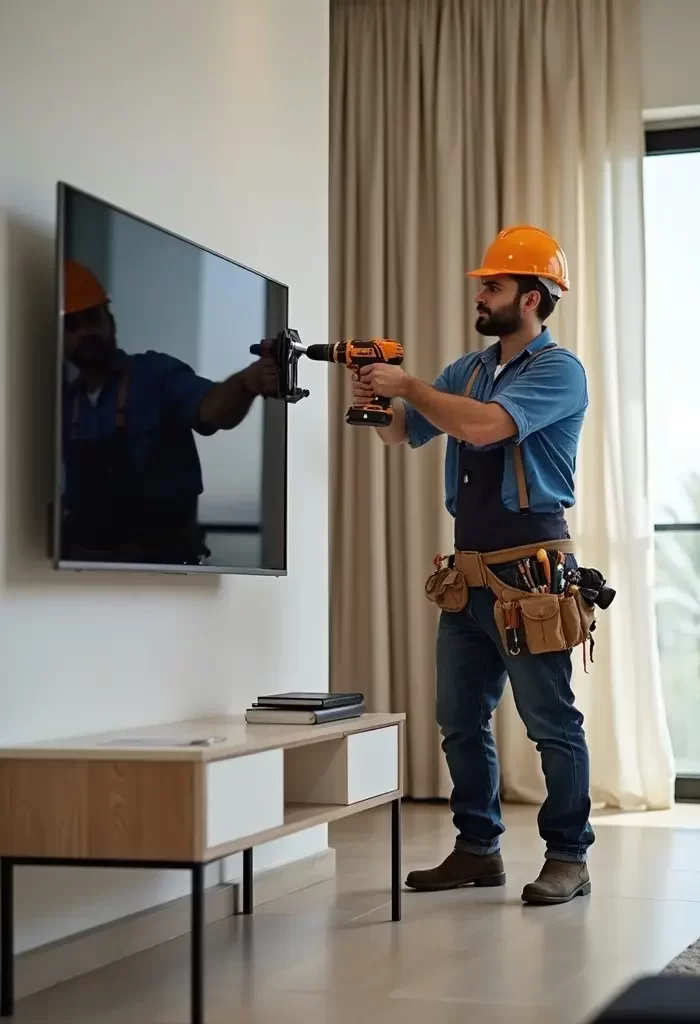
[{"xmin": 644, "ymin": 127, "xmax": 700, "ymax": 789}]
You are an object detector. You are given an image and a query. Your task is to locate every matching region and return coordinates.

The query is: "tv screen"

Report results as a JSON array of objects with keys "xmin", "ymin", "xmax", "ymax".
[{"xmin": 53, "ymin": 183, "xmax": 288, "ymax": 575}]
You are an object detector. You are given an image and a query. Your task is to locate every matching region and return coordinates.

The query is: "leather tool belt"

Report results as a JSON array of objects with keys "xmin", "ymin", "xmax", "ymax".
[{"xmin": 425, "ymin": 540, "xmax": 596, "ymax": 664}]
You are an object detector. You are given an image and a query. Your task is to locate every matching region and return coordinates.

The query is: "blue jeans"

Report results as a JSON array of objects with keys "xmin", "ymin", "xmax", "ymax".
[{"xmin": 436, "ymin": 586, "xmax": 595, "ymax": 863}]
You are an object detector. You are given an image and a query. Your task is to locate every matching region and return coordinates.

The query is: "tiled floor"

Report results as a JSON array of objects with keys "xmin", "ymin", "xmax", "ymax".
[{"xmin": 9, "ymin": 802, "xmax": 700, "ymax": 1023}]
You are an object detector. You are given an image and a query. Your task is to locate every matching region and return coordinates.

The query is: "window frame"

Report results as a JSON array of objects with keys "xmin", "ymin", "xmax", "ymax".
[{"xmin": 645, "ymin": 125, "xmax": 700, "ymax": 800}]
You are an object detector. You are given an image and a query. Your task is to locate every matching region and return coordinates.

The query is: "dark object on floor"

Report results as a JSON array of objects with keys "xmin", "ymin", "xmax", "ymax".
[
  {"xmin": 590, "ymin": 976, "xmax": 700, "ymax": 1021},
  {"xmin": 521, "ymin": 859, "xmax": 591, "ymax": 905},
  {"xmin": 405, "ymin": 849, "xmax": 505, "ymax": 891}
]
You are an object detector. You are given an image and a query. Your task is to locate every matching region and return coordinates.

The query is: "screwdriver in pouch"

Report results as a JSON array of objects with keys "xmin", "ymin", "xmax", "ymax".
[
  {"xmin": 536, "ymin": 549, "xmax": 552, "ymax": 592},
  {"xmin": 517, "ymin": 560, "xmax": 535, "ymax": 592},
  {"xmin": 505, "ymin": 605, "xmax": 522, "ymax": 656},
  {"xmin": 522, "ymin": 557, "xmax": 538, "ymax": 591}
]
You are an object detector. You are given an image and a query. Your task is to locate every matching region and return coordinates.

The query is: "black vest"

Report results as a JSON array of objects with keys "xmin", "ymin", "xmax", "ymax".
[{"xmin": 454, "ymin": 443, "xmax": 570, "ymax": 552}]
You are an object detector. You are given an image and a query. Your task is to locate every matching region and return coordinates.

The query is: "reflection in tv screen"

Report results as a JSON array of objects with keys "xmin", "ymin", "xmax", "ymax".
[{"xmin": 55, "ymin": 184, "xmax": 288, "ymax": 574}]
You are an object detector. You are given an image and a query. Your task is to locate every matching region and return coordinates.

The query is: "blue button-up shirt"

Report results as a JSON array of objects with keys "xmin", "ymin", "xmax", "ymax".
[
  {"xmin": 63, "ymin": 350, "xmax": 215, "ymax": 504},
  {"xmin": 403, "ymin": 328, "xmax": 588, "ymax": 516}
]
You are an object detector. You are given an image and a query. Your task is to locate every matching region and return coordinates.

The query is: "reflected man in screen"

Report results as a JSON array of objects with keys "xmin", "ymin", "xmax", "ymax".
[{"xmin": 61, "ymin": 260, "xmax": 278, "ymax": 565}]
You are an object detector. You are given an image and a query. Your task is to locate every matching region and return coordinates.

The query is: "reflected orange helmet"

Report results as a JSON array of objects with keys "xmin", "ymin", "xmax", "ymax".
[
  {"xmin": 64, "ymin": 260, "xmax": 109, "ymax": 314},
  {"xmin": 465, "ymin": 225, "xmax": 569, "ymax": 292}
]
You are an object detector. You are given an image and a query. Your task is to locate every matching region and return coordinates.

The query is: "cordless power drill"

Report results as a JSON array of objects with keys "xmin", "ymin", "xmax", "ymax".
[
  {"xmin": 303, "ymin": 339, "xmax": 404, "ymax": 426},
  {"xmin": 250, "ymin": 331, "xmax": 404, "ymax": 426}
]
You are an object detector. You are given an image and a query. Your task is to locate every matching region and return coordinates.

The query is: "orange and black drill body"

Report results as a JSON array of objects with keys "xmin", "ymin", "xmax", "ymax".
[{"xmin": 305, "ymin": 339, "xmax": 404, "ymax": 426}]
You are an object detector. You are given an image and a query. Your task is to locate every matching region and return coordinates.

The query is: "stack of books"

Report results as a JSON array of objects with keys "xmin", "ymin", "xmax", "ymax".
[{"xmin": 244, "ymin": 691, "xmax": 365, "ymax": 725}]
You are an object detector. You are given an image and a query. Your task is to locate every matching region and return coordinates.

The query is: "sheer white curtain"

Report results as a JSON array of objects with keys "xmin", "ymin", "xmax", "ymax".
[{"xmin": 330, "ymin": 0, "xmax": 675, "ymax": 809}]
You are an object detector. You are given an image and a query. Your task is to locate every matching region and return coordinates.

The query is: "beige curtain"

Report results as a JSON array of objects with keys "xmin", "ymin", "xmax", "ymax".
[{"xmin": 330, "ymin": 0, "xmax": 675, "ymax": 809}]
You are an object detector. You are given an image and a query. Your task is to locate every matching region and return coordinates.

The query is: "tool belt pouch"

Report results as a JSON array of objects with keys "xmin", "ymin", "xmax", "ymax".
[
  {"xmin": 492, "ymin": 583, "xmax": 596, "ymax": 656},
  {"xmin": 425, "ymin": 563, "xmax": 468, "ymax": 613},
  {"xmin": 557, "ymin": 591, "xmax": 595, "ymax": 648}
]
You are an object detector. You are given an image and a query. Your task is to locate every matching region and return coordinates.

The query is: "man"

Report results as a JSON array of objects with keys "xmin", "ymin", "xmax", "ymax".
[
  {"xmin": 351, "ymin": 225, "xmax": 594, "ymax": 905},
  {"xmin": 61, "ymin": 260, "xmax": 278, "ymax": 564}
]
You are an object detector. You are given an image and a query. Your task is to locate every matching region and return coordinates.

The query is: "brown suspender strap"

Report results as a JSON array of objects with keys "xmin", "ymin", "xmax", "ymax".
[
  {"xmin": 462, "ymin": 357, "xmax": 530, "ymax": 511},
  {"xmin": 513, "ymin": 447, "xmax": 528, "ymax": 511},
  {"xmin": 463, "ymin": 362, "xmax": 481, "ymax": 398},
  {"xmin": 510, "ymin": 343, "xmax": 558, "ymax": 511},
  {"xmin": 463, "ymin": 344, "xmax": 559, "ymax": 513},
  {"xmin": 70, "ymin": 392, "xmax": 80, "ymax": 440},
  {"xmin": 115, "ymin": 370, "xmax": 130, "ymax": 429}
]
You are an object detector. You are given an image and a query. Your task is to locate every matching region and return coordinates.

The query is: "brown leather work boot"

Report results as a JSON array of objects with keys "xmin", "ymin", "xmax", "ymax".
[
  {"xmin": 521, "ymin": 860, "xmax": 591, "ymax": 905},
  {"xmin": 405, "ymin": 850, "xmax": 506, "ymax": 892}
]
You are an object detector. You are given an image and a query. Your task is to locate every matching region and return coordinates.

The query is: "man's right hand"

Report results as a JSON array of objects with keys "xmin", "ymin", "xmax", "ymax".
[
  {"xmin": 348, "ymin": 369, "xmax": 407, "ymax": 446},
  {"xmin": 243, "ymin": 358, "xmax": 279, "ymax": 398},
  {"xmin": 349, "ymin": 370, "xmax": 376, "ymax": 406}
]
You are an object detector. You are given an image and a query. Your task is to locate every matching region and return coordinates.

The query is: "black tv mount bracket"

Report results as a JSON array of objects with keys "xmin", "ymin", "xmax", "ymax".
[{"xmin": 249, "ymin": 328, "xmax": 310, "ymax": 404}]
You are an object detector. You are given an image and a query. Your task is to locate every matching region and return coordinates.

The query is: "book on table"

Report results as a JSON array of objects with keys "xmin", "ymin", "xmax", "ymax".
[
  {"xmin": 253, "ymin": 691, "xmax": 364, "ymax": 710},
  {"xmin": 245, "ymin": 697, "xmax": 365, "ymax": 726}
]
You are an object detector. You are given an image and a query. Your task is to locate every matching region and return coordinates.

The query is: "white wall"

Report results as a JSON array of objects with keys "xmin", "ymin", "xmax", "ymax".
[
  {"xmin": 0, "ymin": 0, "xmax": 329, "ymax": 953},
  {"xmin": 642, "ymin": 0, "xmax": 700, "ymax": 114}
]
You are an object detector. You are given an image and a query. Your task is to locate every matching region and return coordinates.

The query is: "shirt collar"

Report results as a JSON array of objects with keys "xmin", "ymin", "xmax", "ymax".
[
  {"xmin": 525, "ymin": 327, "xmax": 552, "ymax": 354},
  {"xmin": 479, "ymin": 342, "xmax": 501, "ymax": 369},
  {"xmin": 478, "ymin": 327, "xmax": 552, "ymax": 369}
]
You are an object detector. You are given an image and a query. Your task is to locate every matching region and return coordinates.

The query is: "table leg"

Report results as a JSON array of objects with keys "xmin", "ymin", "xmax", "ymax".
[
  {"xmin": 1, "ymin": 860, "xmax": 14, "ymax": 1018},
  {"xmin": 191, "ymin": 864, "xmax": 205, "ymax": 1024},
  {"xmin": 391, "ymin": 798, "xmax": 402, "ymax": 922},
  {"xmin": 242, "ymin": 849, "xmax": 253, "ymax": 915}
]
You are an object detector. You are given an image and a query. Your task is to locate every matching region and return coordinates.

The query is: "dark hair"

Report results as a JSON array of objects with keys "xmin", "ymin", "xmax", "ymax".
[{"xmin": 512, "ymin": 275, "xmax": 558, "ymax": 322}]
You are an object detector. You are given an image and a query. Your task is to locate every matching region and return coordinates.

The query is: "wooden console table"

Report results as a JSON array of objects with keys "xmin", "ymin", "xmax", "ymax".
[{"xmin": 0, "ymin": 712, "xmax": 405, "ymax": 1023}]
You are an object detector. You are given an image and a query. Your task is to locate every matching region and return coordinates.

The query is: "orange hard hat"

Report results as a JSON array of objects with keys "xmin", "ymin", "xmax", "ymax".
[
  {"xmin": 64, "ymin": 260, "xmax": 108, "ymax": 314},
  {"xmin": 465, "ymin": 225, "xmax": 569, "ymax": 292}
]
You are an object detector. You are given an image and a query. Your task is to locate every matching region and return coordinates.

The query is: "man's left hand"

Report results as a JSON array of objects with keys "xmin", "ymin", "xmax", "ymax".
[{"xmin": 358, "ymin": 363, "xmax": 409, "ymax": 399}]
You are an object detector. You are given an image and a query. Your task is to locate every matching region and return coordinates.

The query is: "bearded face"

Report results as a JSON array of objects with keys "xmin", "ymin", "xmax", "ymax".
[
  {"xmin": 64, "ymin": 303, "xmax": 116, "ymax": 373},
  {"xmin": 474, "ymin": 277, "xmax": 528, "ymax": 337}
]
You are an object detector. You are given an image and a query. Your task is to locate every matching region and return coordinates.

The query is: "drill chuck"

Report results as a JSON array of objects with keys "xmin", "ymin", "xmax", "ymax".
[{"xmin": 303, "ymin": 343, "xmax": 339, "ymax": 363}]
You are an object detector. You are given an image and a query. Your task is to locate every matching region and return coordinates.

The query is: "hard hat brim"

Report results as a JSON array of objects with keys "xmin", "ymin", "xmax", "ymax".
[
  {"xmin": 64, "ymin": 298, "xmax": 110, "ymax": 315},
  {"xmin": 464, "ymin": 266, "xmax": 569, "ymax": 291}
]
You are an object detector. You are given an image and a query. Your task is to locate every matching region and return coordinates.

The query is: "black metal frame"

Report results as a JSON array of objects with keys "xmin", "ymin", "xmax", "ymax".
[
  {"xmin": 654, "ymin": 523, "xmax": 700, "ymax": 533},
  {"xmin": 0, "ymin": 799, "xmax": 403, "ymax": 1022},
  {"xmin": 391, "ymin": 798, "xmax": 402, "ymax": 922},
  {"xmin": 646, "ymin": 123, "xmax": 700, "ymax": 802},
  {"xmin": 1, "ymin": 862, "xmax": 13, "ymax": 1020},
  {"xmin": 242, "ymin": 848, "xmax": 254, "ymax": 916},
  {"xmin": 645, "ymin": 125, "xmax": 700, "ymax": 156}
]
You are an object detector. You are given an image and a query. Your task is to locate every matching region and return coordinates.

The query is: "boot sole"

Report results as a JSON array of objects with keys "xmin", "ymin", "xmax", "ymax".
[
  {"xmin": 406, "ymin": 873, "xmax": 506, "ymax": 892},
  {"xmin": 521, "ymin": 880, "xmax": 592, "ymax": 905}
]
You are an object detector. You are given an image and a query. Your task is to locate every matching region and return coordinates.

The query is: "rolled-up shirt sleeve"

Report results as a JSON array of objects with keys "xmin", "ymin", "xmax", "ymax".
[
  {"xmin": 489, "ymin": 351, "xmax": 588, "ymax": 444},
  {"xmin": 404, "ymin": 362, "xmax": 457, "ymax": 448}
]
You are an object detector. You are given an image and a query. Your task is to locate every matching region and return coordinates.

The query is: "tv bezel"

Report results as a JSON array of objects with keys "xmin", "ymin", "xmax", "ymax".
[{"xmin": 53, "ymin": 182, "xmax": 289, "ymax": 577}]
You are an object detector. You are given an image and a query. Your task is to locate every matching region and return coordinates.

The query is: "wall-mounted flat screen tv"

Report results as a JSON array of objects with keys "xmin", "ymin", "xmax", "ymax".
[{"xmin": 53, "ymin": 183, "xmax": 288, "ymax": 575}]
